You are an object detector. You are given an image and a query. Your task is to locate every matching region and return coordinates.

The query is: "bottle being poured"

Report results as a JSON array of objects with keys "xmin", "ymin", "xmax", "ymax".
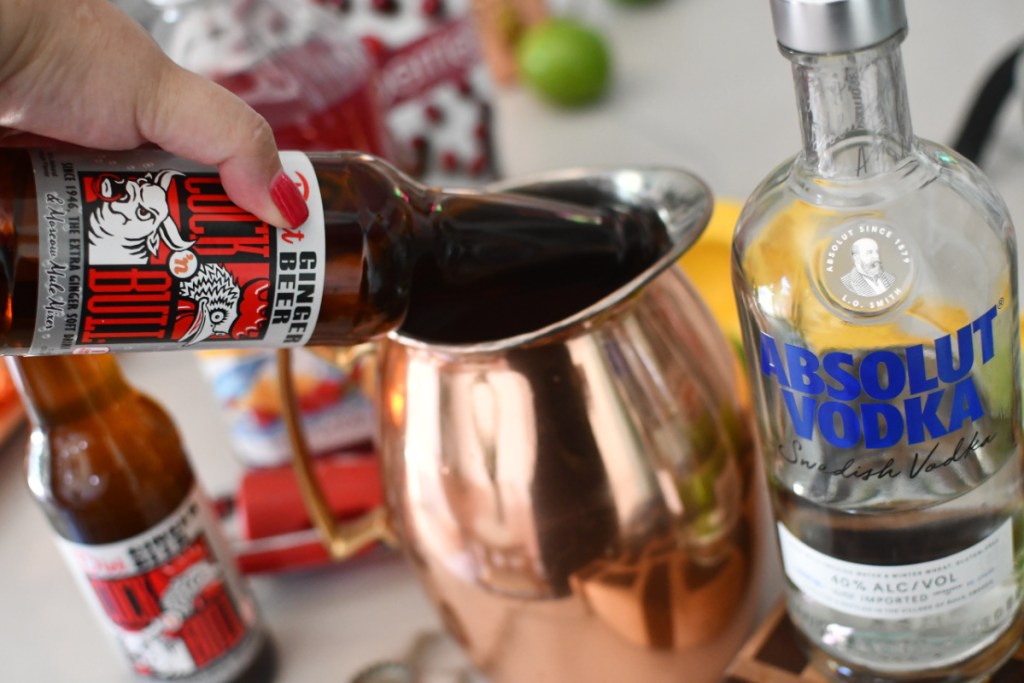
[{"xmin": 0, "ymin": 147, "xmax": 668, "ymax": 354}]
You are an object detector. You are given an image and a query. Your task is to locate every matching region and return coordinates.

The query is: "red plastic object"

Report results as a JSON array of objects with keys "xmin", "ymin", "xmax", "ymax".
[{"xmin": 235, "ymin": 450, "xmax": 384, "ymax": 541}]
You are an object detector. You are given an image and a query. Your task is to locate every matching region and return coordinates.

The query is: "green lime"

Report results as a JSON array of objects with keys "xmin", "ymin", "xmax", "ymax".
[{"xmin": 516, "ymin": 19, "xmax": 611, "ymax": 107}]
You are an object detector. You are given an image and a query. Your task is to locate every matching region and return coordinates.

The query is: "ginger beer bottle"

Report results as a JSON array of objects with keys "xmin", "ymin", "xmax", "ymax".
[
  {"xmin": 11, "ymin": 353, "xmax": 277, "ymax": 682},
  {"xmin": 0, "ymin": 148, "xmax": 664, "ymax": 353}
]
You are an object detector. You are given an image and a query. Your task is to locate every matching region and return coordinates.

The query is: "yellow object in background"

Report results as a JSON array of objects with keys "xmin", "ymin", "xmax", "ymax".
[
  {"xmin": 687, "ymin": 200, "xmax": 1021, "ymax": 418},
  {"xmin": 678, "ymin": 199, "xmax": 750, "ymax": 411},
  {"xmin": 678, "ymin": 199, "xmax": 743, "ymax": 352}
]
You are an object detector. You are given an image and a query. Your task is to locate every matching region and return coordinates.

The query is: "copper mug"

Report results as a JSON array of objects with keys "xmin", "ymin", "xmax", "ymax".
[{"xmin": 278, "ymin": 167, "xmax": 763, "ymax": 682}]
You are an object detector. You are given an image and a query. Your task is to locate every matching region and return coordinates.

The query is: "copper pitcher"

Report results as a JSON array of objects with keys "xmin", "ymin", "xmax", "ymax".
[{"xmin": 279, "ymin": 167, "xmax": 764, "ymax": 682}]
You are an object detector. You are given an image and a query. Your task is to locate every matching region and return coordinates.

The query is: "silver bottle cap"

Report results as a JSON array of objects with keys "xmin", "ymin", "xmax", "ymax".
[{"xmin": 770, "ymin": 0, "xmax": 908, "ymax": 54}]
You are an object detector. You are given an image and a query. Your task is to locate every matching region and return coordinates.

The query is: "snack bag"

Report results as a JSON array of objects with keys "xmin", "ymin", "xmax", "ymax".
[
  {"xmin": 197, "ymin": 348, "xmax": 376, "ymax": 467},
  {"xmin": 317, "ymin": 0, "xmax": 502, "ymax": 184}
]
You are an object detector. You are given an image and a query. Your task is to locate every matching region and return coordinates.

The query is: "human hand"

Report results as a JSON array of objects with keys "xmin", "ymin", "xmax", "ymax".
[{"xmin": 0, "ymin": 0, "xmax": 309, "ymax": 228}]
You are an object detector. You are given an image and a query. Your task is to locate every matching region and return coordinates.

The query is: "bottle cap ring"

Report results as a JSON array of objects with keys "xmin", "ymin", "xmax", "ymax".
[{"xmin": 770, "ymin": 0, "xmax": 908, "ymax": 54}]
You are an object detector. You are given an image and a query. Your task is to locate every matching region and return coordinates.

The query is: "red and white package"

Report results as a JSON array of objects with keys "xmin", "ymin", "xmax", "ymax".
[
  {"xmin": 138, "ymin": 0, "xmax": 500, "ymax": 184},
  {"xmin": 316, "ymin": 0, "xmax": 502, "ymax": 185},
  {"xmin": 142, "ymin": 0, "xmax": 395, "ymax": 159}
]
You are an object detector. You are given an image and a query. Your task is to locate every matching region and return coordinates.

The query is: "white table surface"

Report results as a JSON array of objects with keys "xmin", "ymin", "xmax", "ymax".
[{"xmin": 4, "ymin": 0, "xmax": 1024, "ymax": 681}]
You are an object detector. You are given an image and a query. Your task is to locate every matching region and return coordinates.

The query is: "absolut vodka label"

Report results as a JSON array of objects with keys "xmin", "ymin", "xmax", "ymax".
[{"xmin": 758, "ymin": 305, "xmax": 997, "ymax": 450}]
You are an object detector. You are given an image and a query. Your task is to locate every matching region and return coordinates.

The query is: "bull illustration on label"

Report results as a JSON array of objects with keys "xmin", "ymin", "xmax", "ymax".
[
  {"xmin": 77, "ymin": 165, "xmax": 270, "ymax": 349},
  {"xmin": 88, "ymin": 170, "xmax": 196, "ymax": 265}
]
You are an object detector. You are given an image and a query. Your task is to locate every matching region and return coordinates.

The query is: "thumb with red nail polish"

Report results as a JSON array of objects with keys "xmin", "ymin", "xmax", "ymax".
[
  {"xmin": 136, "ymin": 63, "xmax": 310, "ymax": 228},
  {"xmin": 270, "ymin": 170, "xmax": 311, "ymax": 228}
]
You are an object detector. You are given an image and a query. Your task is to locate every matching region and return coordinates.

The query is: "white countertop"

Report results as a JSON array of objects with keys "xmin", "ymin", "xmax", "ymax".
[{"xmin": 4, "ymin": 0, "xmax": 1024, "ymax": 681}]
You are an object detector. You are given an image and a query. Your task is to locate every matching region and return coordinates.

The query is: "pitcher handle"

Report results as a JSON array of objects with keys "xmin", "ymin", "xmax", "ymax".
[{"xmin": 276, "ymin": 348, "xmax": 398, "ymax": 561}]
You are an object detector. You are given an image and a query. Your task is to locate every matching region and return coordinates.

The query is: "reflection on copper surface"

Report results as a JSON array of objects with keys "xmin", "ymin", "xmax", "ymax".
[
  {"xmin": 377, "ymin": 257, "xmax": 762, "ymax": 682},
  {"xmin": 570, "ymin": 525, "xmax": 751, "ymax": 650},
  {"xmin": 293, "ymin": 168, "xmax": 766, "ymax": 683}
]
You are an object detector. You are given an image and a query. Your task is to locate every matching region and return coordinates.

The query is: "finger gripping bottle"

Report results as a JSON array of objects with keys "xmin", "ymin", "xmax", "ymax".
[
  {"xmin": 732, "ymin": 1, "xmax": 1024, "ymax": 680},
  {"xmin": 11, "ymin": 353, "xmax": 276, "ymax": 682}
]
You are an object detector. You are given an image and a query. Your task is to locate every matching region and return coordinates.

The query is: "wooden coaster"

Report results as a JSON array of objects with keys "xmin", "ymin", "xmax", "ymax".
[{"xmin": 722, "ymin": 601, "xmax": 1024, "ymax": 682}]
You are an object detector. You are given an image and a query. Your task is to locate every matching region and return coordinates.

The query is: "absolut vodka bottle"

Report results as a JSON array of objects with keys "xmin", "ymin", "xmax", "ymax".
[{"xmin": 732, "ymin": 1, "xmax": 1024, "ymax": 680}]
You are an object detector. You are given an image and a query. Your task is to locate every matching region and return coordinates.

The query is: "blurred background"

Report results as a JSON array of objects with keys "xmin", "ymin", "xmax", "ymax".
[{"xmin": 3, "ymin": 0, "xmax": 1024, "ymax": 680}]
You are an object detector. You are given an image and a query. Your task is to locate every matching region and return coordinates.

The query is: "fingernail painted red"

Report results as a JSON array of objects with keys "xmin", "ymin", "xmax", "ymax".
[{"xmin": 270, "ymin": 171, "xmax": 310, "ymax": 227}]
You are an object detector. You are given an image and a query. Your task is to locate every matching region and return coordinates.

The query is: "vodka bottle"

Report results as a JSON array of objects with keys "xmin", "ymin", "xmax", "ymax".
[{"xmin": 732, "ymin": 1, "xmax": 1024, "ymax": 680}]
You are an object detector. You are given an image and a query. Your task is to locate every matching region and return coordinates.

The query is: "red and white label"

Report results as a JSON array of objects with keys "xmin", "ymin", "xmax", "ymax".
[
  {"xmin": 56, "ymin": 490, "xmax": 263, "ymax": 680},
  {"xmin": 30, "ymin": 150, "xmax": 325, "ymax": 354}
]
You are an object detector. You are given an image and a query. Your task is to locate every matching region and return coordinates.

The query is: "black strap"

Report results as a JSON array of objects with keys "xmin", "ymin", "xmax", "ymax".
[{"xmin": 951, "ymin": 41, "xmax": 1024, "ymax": 164}]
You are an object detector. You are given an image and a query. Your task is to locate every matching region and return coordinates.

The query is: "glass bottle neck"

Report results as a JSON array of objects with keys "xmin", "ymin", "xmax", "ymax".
[
  {"xmin": 789, "ymin": 32, "xmax": 915, "ymax": 180},
  {"xmin": 9, "ymin": 355, "xmax": 132, "ymax": 426}
]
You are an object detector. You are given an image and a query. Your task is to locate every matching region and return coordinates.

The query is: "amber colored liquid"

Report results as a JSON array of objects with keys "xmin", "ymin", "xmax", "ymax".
[
  {"xmin": 17, "ymin": 354, "xmax": 276, "ymax": 682},
  {"xmin": 19, "ymin": 355, "xmax": 195, "ymax": 540},
  {"xmin": 0, "ymin": 150, "xmax": 40, "ymax": 350}
]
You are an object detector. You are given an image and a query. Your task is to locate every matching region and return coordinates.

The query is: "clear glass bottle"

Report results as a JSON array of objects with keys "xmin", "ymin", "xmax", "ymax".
[{"xmin": 732, "ymin": 1, "xmax": 1024, "ymax": 681}]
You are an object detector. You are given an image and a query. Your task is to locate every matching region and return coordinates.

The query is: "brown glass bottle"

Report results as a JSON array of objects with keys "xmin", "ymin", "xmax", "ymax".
[
  {"xmin": 0, "ymin": 148, "xmax": 666, "ymax": 353},
  {"xmin": 11, "ymin": 353, "xmax": 276, "ymax": 682}
]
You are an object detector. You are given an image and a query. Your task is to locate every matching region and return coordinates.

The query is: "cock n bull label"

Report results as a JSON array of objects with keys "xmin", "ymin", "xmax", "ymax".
[
  {"xmin": 55, "ymin": 489, "xmax": 264, "ymax": 681},
  {"xmin": 29, "ymin": 150, "xmax": 325, "ymax": 354}
]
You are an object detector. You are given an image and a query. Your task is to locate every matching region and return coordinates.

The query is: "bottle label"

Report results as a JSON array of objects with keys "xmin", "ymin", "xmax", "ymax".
[
  {"xmin": 778, "ymin": 519, "xmax": 1015, "ymax": 620},
  {"xmin": 817, "ymin": 220, "xmax": 915, "ymax": 315},
  {"xmin": 55, "ymin": 489, "xmax": 264, "ymax": 681},
  {"xmin": 757, "ymin": 304, "xmax": 999, "ymax": 450},
  {"xmin": 29, "ymin": 149, "xmax": 325, "ymax": 353}
]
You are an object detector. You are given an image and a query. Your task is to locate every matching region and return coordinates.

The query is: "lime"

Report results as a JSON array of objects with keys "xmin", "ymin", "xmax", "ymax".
[{"xmin": 516, "ymin": 19, "xmax": 611, "ymax": 107}]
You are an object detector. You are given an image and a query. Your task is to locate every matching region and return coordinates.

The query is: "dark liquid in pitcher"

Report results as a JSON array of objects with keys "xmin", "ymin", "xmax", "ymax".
[{"xmin": 399, "ymin": 185, "xmax": 672, "ymax": 345}]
